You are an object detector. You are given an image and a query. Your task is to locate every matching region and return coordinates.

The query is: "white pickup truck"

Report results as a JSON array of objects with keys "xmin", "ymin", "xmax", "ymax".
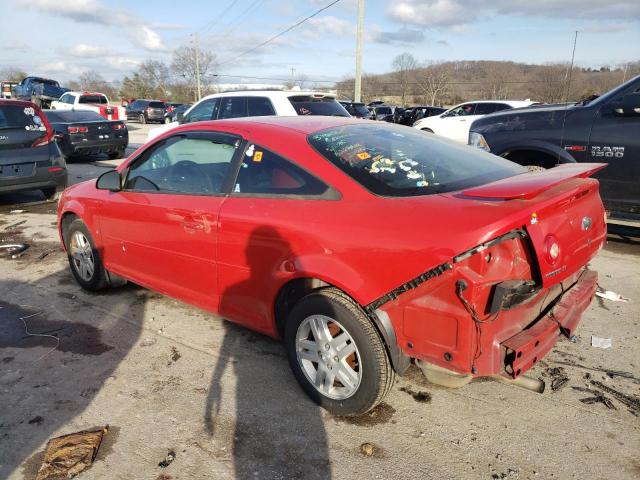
[{"xmin": 50, "ymin": 91, "xmax": 126, "ymax": 121}]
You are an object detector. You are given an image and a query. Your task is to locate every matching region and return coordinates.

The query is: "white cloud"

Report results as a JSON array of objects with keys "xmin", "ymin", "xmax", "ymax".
[
  {"xmin": 387, "ymin": 0, "xmax": 640, "ymax": 29},
  {"xmin": 303, "ymin": 16, "xmax": 354, "ymax": 38},
  {"xmin": 67, "ymin": 44, "xmax": 113, "ymax": 58},
  {"xmin": 129, "ymin": 26, "xmax": 166, "ymax": 52},
  {"xmin": 16, "ymin": 0, "xmax": 166, "ymax": 52}
]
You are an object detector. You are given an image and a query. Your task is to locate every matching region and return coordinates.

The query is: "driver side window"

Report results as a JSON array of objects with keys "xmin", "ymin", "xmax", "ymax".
[
  {"xmin": 184, "ymin": 98, "xmax": 219, "ymax": 123},
  {"xmin": 446, "ymin": 104, "xmax": 475, "ymax": 117},
  {"xmin": 125, "ymin": 135, "xmax": 238, "ymax": 195}
]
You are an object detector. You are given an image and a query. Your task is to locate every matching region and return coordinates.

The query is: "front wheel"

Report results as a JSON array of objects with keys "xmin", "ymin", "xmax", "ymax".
[
  {"xmin": 284, "ymin": 288, "xmax": 395, "ymax": 415},
  {"xmin": 139, "ymin": 114, "xmax": 146, "ymax": 124},
  {"xmin": 63, "ymin": 219, "xmax": 108, "ymax": 291},
  {"xmin": 164, "ymin": 116, "xmax": 172, "ymax": 124}
]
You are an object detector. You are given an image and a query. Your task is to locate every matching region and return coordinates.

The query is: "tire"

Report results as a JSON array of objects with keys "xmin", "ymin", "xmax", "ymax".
[
  {"xmin": 164, "ymin": 116, "xmax": 172, "ymax": 124},
  {"xmin": 108, "ymin": 149, "xmax": 125, "ymax": 160},
  {"xmin": 63, "ymin": 218, "xmax": 108, "ymax": 291},
  {"xmin": 284, "ymin": 287, "xmax": 395, "ymax": 415},
  {"xmin": 139, "ymin": 114, "xmax": 146, "ymax": 124},
  {"xmin": 41, "ymin": 186, "xmax": 63, "ymax": 202}
]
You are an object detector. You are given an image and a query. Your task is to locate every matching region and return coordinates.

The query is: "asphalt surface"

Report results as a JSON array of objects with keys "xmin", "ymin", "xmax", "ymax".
[{"xmin": 1, "ymin": 123, "xmax": 639, "ymax": 479}]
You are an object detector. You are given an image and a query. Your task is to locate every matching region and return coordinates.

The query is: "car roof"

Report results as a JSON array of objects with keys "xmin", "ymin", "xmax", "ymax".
[
  {"xmin": 457, "ymin": 100, "xmax": 535, "ymax": 106},
  {"xmin": 64, "ymin": 91, "xmax": 108, "ymax": 96},
  {"xmin": 198, "ymin": 90, "xmax": 337, "ymax": 101},
  {"xmin": 173, "ymin": 115, "xmax": 358, "ymax": 136}
]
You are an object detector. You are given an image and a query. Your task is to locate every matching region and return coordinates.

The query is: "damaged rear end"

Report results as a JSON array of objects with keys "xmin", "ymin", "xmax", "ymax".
[{"xmin": 373, "ymin": 163, "xmax": 607, "ymax": 387}]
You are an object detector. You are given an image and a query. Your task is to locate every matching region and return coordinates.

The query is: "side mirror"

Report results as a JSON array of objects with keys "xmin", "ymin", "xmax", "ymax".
[
  {"xmin": 613, "ymin": 92, "xmax": 640, "ymax": 116},
  {"xmin": 177, "ymin": 112, "xmax": 185, "ymax": 123},
  {"xmin": 96, "ymin": 170, "xmax": 122, "ymax": 192}
]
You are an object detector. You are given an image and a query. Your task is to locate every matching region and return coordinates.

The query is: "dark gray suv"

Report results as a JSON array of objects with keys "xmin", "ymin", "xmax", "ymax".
[{"xmin": 0, "ymin": 100, "xmax": 67, "ymax": 200}]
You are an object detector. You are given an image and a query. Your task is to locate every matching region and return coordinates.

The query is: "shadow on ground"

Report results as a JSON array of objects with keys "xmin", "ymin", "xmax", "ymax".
[{"xmin": 0, "ymin": 271, "xmax": 145, "ymax": 478}]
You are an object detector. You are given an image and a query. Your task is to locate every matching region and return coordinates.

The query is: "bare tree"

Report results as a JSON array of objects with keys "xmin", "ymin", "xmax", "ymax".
[
  {"xmin": 392, "ymin": 52, "xmax": 418, "ymax": 106},
  {"xmin": 414, "ymin": 63, "xmax": 450, "ymax": 106},
  {"xmin": 0, "ymin": 67, "xmax": 28, "ymax": 82},
  {"xmin": 531, "ymin": 64, "xmax": 567, "ymax": 103},
  {"xmin": 138, "ymin": 60, "xmax": 171, "ymax": 99},
  {"xmin": 171, "ymin": 46, "xmax": 216, "ymax": 102},
  {"xmin": 79, "ymin": 70, "xmax": 117, "ymax": 99},
  {"xmin": 480, "ymin": 62, "xmax": 520, "ymax": 100}
]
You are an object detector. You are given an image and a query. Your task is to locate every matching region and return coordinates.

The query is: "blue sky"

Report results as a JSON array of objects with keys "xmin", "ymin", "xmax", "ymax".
[{"xmin": 2, "ymin": 0, "xmax": 639, "ymax": 84}]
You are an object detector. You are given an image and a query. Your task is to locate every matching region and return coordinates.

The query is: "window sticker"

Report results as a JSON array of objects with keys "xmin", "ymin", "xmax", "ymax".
[
  {"xmin": 234, "ymin": 183, "xmax": 241, "ymax": 192},
  {"xmin": 253, "ymin": 151, "xmax": 263, "ymax": 162},
  {"xmin": 356, "ymin": 152, "xmax": 371, "ymax": 160},
  {"xmin": 33, "ymin": 115, "xmax": 43, "ymax": 125},
  {"xmin": 23, "ymin": 107, "xmax": 35, "ymax": 116},
  {"xmin": 245, "ymin": 144, "xmax": 255, "ymax": 157}
]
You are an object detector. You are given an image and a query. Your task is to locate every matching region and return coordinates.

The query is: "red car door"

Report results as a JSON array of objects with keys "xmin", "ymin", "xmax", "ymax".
[
  {"xmin": 217, "ymin": 142, "xmax": 335, "ymax": 333},
  {"xmin": 99, "ymin": 131, "xmax": 242, "ymax": 311}
]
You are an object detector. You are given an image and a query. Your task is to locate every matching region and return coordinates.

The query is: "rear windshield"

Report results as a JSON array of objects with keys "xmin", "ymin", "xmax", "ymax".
[
  {"xmin": 288, "ymin": 96, "xmax": 349, "ymax": 117},
  {"xmin": 0, "ymin": 104, "xmax": 46, "ymax": 130},
  {"xmin": 79, "ymin": 95, "xmax": 108, "ymax": 104},
  {"xmin": 352, "ymin": 104, "xmax": 370, "ymax": 116},
  {"xmin": 308, "ymin": 123, "xmax": 525, "ymax": 197},
  {"xmin": 149, "ymin": 101, "xmax": 166, "ymax": 108},
  {"xmin": 44, "ymin": 110, "xmax": 104, "ymax": 122}
]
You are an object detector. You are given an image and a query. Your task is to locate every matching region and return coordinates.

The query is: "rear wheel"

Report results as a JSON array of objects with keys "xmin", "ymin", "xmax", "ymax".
[
  {"xmin": 63, "ymin": 219, "xmax": 107, "ymax": 291},
  {"xmin": 41, "ymin": 186, "xmax": 63, "ymax": 202},
  {"xmin": 108, "ymin": 148, "xmax": 125, "ymax": 160},
  {"xmin": 284, "ymin": 288, "xmax": 394, "ymax": 415},
  {"xmin": 138, "ymin": 114, "xmax": 146, "ymax": 124}
]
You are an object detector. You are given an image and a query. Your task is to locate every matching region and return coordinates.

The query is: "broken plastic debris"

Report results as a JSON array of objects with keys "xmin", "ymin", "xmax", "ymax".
[
  {"xmin": 158, "ymin": 450, "xmax": 176, "ymax": 468},
  {"xmin": 591, "ymin": 336, "xmax": 612, "ymax": 349},
  {"xmin": 595, "ymin": 289, "xmax": 630, "ymax": 302},
  {"xmin": 1, "ymin": 244, "xmax": 30, "ymax": 258},
  {"xmin": 36, "ymin": 426, "xmax": 108, "ymax": 480}
]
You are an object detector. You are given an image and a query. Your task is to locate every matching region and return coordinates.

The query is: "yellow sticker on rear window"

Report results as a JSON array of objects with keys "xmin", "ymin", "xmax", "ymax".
[
  {"xmin": 253, "ymin": 151, "xmax": 263, "ymax": 162},
  {"xmin": 356, "ymin": 152, "xmax": 371, "ymax": 160}
]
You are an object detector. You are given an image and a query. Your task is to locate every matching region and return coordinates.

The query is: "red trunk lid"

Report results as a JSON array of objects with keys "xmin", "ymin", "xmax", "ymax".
[{"xmin": 461, "ymin": 164, "xmax": 607, "ymax": 287}]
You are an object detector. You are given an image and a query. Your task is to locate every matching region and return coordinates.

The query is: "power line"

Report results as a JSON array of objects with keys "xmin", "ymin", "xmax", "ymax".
[
  {"xmin": 216, "ymin": 0, "xmax": 343, "ymax": 67},
  {"xmin": 220, "ymin": 0, "xmax": 267, "ymax": 38},
  {"xmin": 197, "ymin": 0, "xmax": 241, "ymax": 35}
]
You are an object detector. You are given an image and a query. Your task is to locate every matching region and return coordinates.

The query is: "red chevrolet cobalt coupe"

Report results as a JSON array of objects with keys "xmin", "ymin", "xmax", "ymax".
[{"xmin": 57, "ymin": 116, "xmax": 606, "ymax": 414}]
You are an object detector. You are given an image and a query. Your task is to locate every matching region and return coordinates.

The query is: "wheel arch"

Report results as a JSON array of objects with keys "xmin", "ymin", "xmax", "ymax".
[
  {"xmin": 495, "ymin": 140, "xmax": 577, "ymax": 167},
  {"xmin": 274, "ymin": 276, "xmax": 410, "ymax": 375}
]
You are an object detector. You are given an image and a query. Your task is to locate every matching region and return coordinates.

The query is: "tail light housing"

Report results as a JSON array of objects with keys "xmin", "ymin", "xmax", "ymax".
[
  {"xmin": 68, "ymin": 126, "xmax": 88, "ymax": 134},
  {"xmin": 32, "ymin": 109, "xmax": 55, "ymax": 147},
  {"xmin": 113, "ymin": 124, "xmax": 126, "ymax": 130},
  {"xmin": 146, "ymin": 107, "xmax": 153, "ymax": 113},
  {"xmin": 544, "ymin": 235, "xmax": 561, "ymax": 265}
]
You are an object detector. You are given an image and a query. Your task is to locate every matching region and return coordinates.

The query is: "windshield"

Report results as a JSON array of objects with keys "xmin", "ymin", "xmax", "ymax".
[
  {"xmin": 353, "ymin": 104, "xmax": 370, "ymax": 116},
  {"xmin": 288, "ymin": 96, "xmax": 350, "ymax": 117},
  {"xmin": 308, "ymin": 123, "xmax": 525, "ymax": 197},
  {"xmin": 149, "ymin": 101, "xmax": 166, "ymax": 108},
  {"xmin": 0, "ymin": 104, "xmax": 46, "ymax": 130},
  {"xmin": 44, "ymin": 110, "xmax": 104, "ymax": 122},
  {"xmin": 79, "ymin": 95, "xmax": 108, "ymax": 104}
]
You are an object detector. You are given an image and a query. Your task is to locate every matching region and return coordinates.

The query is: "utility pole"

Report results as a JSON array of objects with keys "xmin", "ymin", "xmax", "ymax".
[
  {"xmin": 354, "ymin": 0, "xmax": 364, "ymax": 102},
  {"xmin": 195, "ymin": 32, "xmax": 202, "ymax": 101}
]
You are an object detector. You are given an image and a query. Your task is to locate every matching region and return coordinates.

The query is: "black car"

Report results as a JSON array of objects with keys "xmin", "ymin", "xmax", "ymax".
[
  {"xmin": 164, "ymin": 103, "xmax": 191, "ymax": 124},
  {"xmin": 372, "ymin": 105, "xmax": 395, "ymax": 121},
  {"xmin": 399, "ymin": 106, "xmax": 447, "ymax": 126},
  {"xmin": 126, "ymin": 99, "xmax": 167, "ymax": 124},
  {"xmin": 44, "ymin": 110, "xmax": 128, "ymax": 160},
  {"xmin": 0, "ymin": 100, "xmax": 67, "ymax": 200},
  {"xmin": 469, "ymin": 75, "xmax": 640, "ymax": 225},
  {"xmin": 339, "ymin": 101, "xmax": 372, "ymax": 119}
]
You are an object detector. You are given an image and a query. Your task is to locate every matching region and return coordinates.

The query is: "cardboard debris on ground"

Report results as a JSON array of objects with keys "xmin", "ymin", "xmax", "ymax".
[
  {"xmin": 36, "ymin": 426, "xmax": 108, "ymax": 480},
  {"xmin": 591, "ymin": 336, "xmax": 612, "ymax": 349}
]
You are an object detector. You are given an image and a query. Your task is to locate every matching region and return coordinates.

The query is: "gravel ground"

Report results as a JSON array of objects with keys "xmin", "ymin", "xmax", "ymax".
[{"xmin": 1, "ymin": 126, "xmax": 639, "ymax": 479}]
